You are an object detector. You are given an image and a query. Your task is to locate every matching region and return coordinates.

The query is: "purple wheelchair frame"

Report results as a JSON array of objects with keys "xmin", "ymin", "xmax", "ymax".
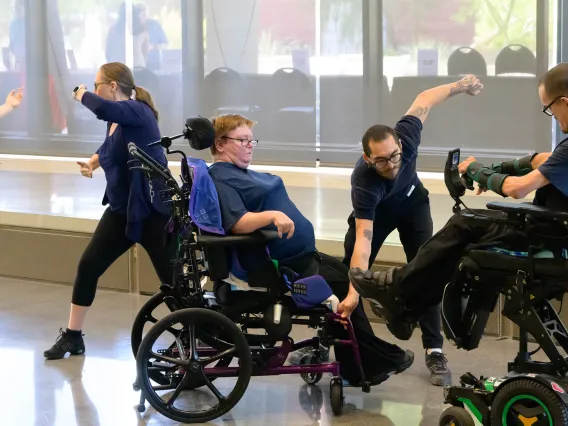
[{"xmin": 195, "ymin": 312, "xmax": 364, "ymax": 383}]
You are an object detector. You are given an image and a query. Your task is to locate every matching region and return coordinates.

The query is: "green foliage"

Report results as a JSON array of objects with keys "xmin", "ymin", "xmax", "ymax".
[{"xmin": 452, "ymin": 0, "xmax": 540, "ymax": 52}]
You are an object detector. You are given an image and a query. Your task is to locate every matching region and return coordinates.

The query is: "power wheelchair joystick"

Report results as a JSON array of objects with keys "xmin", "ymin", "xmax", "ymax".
[{"xmin": 444, "ymin": 148, "xmax": 467, "ymax": 214}]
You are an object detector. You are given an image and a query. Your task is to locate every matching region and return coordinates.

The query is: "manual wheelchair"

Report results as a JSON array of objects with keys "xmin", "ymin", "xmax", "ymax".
[
  {"xmin": 437, "ymin": 149, "xmax": 568, "ymax": 426},
  {"xmin": 128, "ymin": 117, "xmax": 371, "ymax": 424}
]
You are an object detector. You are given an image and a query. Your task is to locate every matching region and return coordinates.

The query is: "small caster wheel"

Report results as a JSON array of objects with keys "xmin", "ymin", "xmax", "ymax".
[
  {"xmin": 362, "ymin": 381, "xmax": 371, "ymax": 393},
  {"xmin": 439, "ymin": 406, "xmax": 474, "ymax": 426},
  {"xmin": 300, "ymin": 352, "xmax": 323, "ymax": 385},
  {"xmin": 330, "ymin": 377, "xmax": 344, "ymax": 416},
  {"xmin": 132, "ymin": 382, "xmax": 140, "ymax": 392},
  {"xmin": 136, "ymin": 404, "xmax": 146, "ymax": 413}
]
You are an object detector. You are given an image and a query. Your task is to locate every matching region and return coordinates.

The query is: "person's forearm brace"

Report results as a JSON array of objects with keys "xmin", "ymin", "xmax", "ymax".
[
  {"xmin": 490, "ymin": 153, "xmax": 538, "ymax": 176},
  {"xmin": 466, "ymin": 162, "xmax": 509, "ymax": 197}
]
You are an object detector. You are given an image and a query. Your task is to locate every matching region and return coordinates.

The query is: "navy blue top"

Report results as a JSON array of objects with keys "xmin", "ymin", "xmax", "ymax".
[
  {"xmin": 534, "ymin": 137, "xmax": 568, "ymax": 211},
  {"xmin": 351, "ymin": 115, "xmax": 423, "ymax": 220},
  {"xmin": 208, "ymin": 162, "xmax": 316, "ymax": 262},
  {"xmin": 82, "ymin": 91, "xmax": 169, "ymax": 242}
]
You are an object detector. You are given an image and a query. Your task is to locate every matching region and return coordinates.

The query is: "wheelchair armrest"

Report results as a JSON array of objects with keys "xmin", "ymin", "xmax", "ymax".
[
  {"xmin": 487, "ymin": 202, "xmax": 568, "ymax": 223},
  {"xmin": 195, "ymin": 230, "xmax": 280, "ymax": 249}
]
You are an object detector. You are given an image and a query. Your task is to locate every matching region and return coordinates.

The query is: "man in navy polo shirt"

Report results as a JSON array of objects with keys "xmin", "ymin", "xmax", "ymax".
[{"xmin": 340, "ymin": 74, "xmax": 484, "ymax": 386}]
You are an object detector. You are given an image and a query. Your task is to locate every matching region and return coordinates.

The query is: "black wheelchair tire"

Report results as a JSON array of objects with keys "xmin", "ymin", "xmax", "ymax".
[
  {"xmin": 439, "ymin": 406, "xmax": 475, "ymax": 426},
  {"xmin": 132, "ymin": 292, "xmax": 233, "ymax": 389},
  {"xmin": 330, "ymin": 378, "xmax": 343, "ymax": 416},
  {"xmin": 299, "ymin": 352, "xmax": 323, "ymax": 385},
  {"xmin": 490, "ymin": 379, "xmax": 568, "ymax": 426},
  {"xmin": 132, "ymin": 292, "xmax": 171, "ymax": 386},
  {"xmin": 136, "ymin": 308, "xmax": 253, "ymax": 424},
  {"xmin": 131, "ymin": 291, "xmax": 167, "ymax": 358}
]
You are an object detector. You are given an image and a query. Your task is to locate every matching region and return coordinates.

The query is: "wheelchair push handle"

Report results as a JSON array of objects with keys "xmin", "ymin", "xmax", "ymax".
[{"xmin": 127, "ymin": 142, "xmax": 184, "ymax": 198}]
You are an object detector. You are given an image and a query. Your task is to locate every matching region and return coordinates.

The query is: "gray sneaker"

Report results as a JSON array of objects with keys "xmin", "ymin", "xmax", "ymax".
[
  {"xmin": 425, "ymin": 351, "xmax": 452, "ymax": 386},
  {"xmin": 288, "ymin": 345, "xmax": 330, "ymax": 365}
]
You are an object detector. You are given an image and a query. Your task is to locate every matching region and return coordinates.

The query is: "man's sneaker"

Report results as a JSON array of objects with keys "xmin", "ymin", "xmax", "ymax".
[
  {"xmin": 44, "ymin": 328, "xmax": 85, "ymax": 360},
  {"xmin": 426, "ymin": 351, "xmax": 452, "ymax": 386},
  {"xmin": 348, "ymin": 267, "xmax": 416, "ymax": 340},
  {"xmin": 288, "ymin": 344, "xmax": 330, "ymax": 365}
]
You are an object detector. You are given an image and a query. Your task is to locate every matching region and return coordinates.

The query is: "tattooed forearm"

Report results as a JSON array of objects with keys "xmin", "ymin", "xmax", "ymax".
[
  {"xmin": 363, "ymin": 229, "xmax": 373, "ymax": 241},
  {"xmin": 407, "ymin": 105, "xmax": 430, "ymax": 119}
]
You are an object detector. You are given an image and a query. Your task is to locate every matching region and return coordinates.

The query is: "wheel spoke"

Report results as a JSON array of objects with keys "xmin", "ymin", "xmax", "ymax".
[
  {"xmin": 148, "ymin": 365, "xmax": 177, "ymax": 372},
  {"xmin": 204, "ymin": 375, "xmax": 225, "ymax": 402},
  {"xmin": 150, "ymin": 351, "xmax": 186, "ymax": 367},
  {"xmin": 152, "ymin": 384, "xmax": 175, "ymax": 391},
  {"xmin": 166, "ymin": 372, "xmax": 192, "ymax": 406},
  {"xmin": 147, "ymin": 315, "xmax": 158, "ymax": 324},
  {"xmin": 188, "ymin": 323, "xmax": 198, "ymax": 361},
  {"xmin": 199, "ymin": 347, "xmax": 236, "ymax": 366}
]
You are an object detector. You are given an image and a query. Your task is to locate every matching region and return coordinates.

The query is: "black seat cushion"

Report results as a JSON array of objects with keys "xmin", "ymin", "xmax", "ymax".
[{"xmin": 467, "ymin": 250, "xmax": 568, "ymax": 279}]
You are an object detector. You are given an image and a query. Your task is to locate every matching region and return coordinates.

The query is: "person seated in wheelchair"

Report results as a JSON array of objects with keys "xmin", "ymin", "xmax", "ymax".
[
  {"xmin": 207, "ymin": 113, "xmax": 414, "ymax": 386},
  {"xmin": 348, "ymin": 62, "xmax": 568, "ymax": 342}
]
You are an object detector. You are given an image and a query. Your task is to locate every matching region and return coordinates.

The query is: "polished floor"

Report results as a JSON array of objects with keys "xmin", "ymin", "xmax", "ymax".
[{"xmin": 0, "ymin": 276, "xmax": 548, "ymax": 426}]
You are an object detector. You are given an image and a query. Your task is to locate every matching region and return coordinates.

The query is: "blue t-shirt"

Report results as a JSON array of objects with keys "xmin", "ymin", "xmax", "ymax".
[
  {"xmin": 82, "ymin": 92, "xmax": 169, "ymax": 242},
  {"xmin": 535, "ymin": 138, "xmax": 568, "ymax": 211},
  {"xmin": 208, "ymin": 162, "xmax": 316, "ymax": 262},
  {"xmin": 351, "ymin": 115, "xmax": 423, "ymax": 220}
]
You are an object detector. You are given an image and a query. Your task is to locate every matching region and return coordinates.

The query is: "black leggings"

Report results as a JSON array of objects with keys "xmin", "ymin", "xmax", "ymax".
[{"xmin": 72, "ymin": 207, "xmax": 176, "ymax": 307}]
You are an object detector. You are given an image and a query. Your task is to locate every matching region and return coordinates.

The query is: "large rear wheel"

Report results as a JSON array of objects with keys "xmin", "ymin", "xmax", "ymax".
[{"xmin": 136, "ymin": 308, "xmax": 253, "ymax": 423}]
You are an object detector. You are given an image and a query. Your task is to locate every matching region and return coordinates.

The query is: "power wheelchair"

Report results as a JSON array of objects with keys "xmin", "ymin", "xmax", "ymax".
[
  {"xmin": 128, "ymin": 118, "xmax": 371, "ymax": 424},
  {"xmin": 438, "ymin": 149, "xmax": 568, "ymax": 426}
]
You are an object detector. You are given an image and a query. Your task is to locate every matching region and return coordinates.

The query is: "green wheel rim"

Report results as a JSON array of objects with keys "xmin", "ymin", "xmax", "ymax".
[{"xmin": 502, "ymin": 394, "xmax": 553, "ymax": 426}]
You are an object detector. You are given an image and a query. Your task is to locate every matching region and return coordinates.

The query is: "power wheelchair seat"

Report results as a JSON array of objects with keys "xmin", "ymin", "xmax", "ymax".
[
  {"xmin": 127, "ymin": 118, "xmax": 368, "ymax": 424},
  {"xmin": 438, "ymin": 149, "xmax": 568, "ymax": 426}
]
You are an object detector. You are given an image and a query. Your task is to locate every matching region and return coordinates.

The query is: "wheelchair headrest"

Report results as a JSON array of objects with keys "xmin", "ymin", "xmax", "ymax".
[{"xmin": 185, "ymin": 116, "xmax": 215, "ymax": 151}]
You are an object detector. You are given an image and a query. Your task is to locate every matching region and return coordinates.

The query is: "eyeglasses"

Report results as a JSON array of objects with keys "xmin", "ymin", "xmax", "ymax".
[
  {"xmin": 221, "ymin": 136, "xmax": 259, "ymax": 147},
  {"xmin": 543, "ymin": 95, "xmax": 565, "ymax": 116},
  {"xmin": 94, "ymin": 81, "xmax": 111, "ymax": 90},
  {"xmin": 370, "ymin": 151, "xmax": 402, "ymax": 170}
]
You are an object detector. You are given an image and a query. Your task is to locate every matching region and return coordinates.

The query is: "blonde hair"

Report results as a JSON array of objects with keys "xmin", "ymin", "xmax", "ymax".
[
  {"xmin": 100, "ymin": 62, "xmax": 159, "ymax": 120},
  {"xmin": 210, "ymin": 114, "xmax": 256, "ymax": 155}
]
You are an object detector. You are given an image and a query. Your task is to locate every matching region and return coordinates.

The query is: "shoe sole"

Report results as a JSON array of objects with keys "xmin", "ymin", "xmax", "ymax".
[
  {"xmin": 361, "ymin": 295, "xmax": 415, "ymax": 341},
  {"xmin": 350, "ymin": 278, "xmax": 397, "ymax": 324},
  {"xmin": 396, "ymin": 351, "xmax": 415, "ymax": 374},
  {"xmin": 44, "ymin": 350, "xmax": 85, "ymax": 360},
  {"xmin": 430, "ymin": 375, "xmax": 452, "ymax": 386},
  {"xmin": 362, "ymin": 351, "xmax": 415, "ymax": 387}
]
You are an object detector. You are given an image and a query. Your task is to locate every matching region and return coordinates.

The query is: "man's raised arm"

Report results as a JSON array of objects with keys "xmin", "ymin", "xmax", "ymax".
[{"xmin": 405, "ymin": 74, "xmax": 484, "ymax": 123}]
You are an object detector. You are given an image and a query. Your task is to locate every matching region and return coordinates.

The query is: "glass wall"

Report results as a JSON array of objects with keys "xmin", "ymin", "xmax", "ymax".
[
  {"xmin": 0, "ymin": 0, "xmax": 26, "ymax": 136},
  {"xmin": 0, "ymin": 0, "xmax": 560, "ymax": 169}
]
